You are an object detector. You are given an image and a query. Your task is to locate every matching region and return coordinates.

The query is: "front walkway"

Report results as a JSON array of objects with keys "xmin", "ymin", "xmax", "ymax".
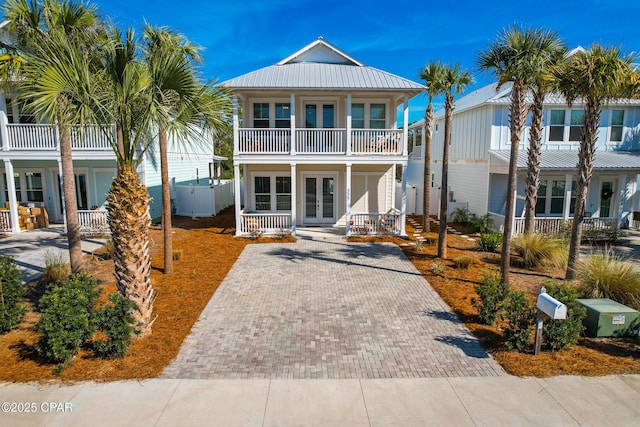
[{"xmin": 163, "ymin": 239, "xmax": 505, "ymax": 379}]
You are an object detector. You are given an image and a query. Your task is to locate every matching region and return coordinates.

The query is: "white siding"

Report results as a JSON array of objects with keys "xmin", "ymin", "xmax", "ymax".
[
  {"xmin": 432, "ymin": 106, "xmax": 493, "ymax": 161},
  {"xmin": 447, "ymin": 163, "xmax": 489, "ymax": 215}
]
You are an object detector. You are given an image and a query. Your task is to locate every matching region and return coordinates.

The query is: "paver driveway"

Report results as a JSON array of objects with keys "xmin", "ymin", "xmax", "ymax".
[{"xmin": 162, "ymin": 239, "xmax": 505, "ymax": 379}]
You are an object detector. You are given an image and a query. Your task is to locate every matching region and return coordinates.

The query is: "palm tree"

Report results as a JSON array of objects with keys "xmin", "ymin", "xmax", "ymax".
[
  {"xmin": 478, "ymin": 26, "xmax": 561, "ymax": 286},
  {"xmin": 523, "ymin": 38, "xmax": 567, "ymax": 234},
  {"xmin": 418, "ymin": 61, "xmax": 445, "ymax": 231},
  {"xmin": 437, "ymin": 64, "xmax": 471, "ymax": 259},
  {"xmin": 3, "ymin": 0, "xmax": 101, "ymax": 273},
  {"xmin": 143, "ymin": 25, "xmax": 231, "ymax": 275},
  {"xmin": 555, "ymin": 45, "xmax": 640, "ymax": 279},
  {"xmin": 99, "ymin": 27, "xmax": 158, "ymax": 335}
]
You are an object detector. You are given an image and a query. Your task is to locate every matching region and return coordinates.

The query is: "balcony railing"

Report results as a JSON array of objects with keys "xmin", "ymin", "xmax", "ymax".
[
  {"xmin": 2, "ymin": 123, "xmax": 115, "ymax": 152},
  {"xmin": 0, "ymin": 210, "xmax": 11, "ymax": 232},
  {"xmin": 349, "ymin": 212, "xmax": 401, "ymax": 235},
  {"xmin": 237, "ymin": 128, "xmax": 403, "ymax": 156},
  {"xmin": 239, "ymin": 211, "xmax": 292, "ymax": 236}
]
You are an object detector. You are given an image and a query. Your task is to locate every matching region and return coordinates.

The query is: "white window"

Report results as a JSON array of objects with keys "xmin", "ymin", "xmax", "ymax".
[
  {"xmin": 569, "ymin": 110, "xmax": 584, "ymax": 142},
  {"xmin": 534, "ymin": 178, "xmax": 576, "ymax": 216},
  {"xmin": 548, "ymin": 110, "xmax": 565, "ymax": 141},
  {"xmin": 352, "ymin": 103, "xmax": 365, "ymax": 129},
  {"xmin": 351, "ymin": 101, "xmax": 387, "ymax": 129},
  {"xmin": 253, "ymin": 103, "xmax": 269, "ymax": 128},
  {"xmin": 610, "ymin": 110, "xmax": 625, "ymax": 142},
  {"xmin": 253, "ymin": 174, "xmax": 292, "ymax": 212},
  {"xmin": 370, "ymin": 103, "xmax": 386, "ymax": 129}
]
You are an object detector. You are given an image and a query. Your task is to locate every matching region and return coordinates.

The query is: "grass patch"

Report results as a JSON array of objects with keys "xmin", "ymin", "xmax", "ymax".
[
  {"xmin": 511, "ymin": 233, "xmax": 567, "ymax": 269},
  {"xmin": 577, "ymin": 251, "xmax": 640, "ymax": 310}
]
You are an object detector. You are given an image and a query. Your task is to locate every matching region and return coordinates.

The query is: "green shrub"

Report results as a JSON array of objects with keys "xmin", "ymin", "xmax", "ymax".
[
  {"xmin": 577, "ymin": 251, "xmax": 640, "ymax": 311},
  {"xmin": 94, "ymin": 293, "xmax": 138, "ymax": 359},
  {"xmin": 472, "ymin": 269, "xmax": 509, "ymax": 325},
  {"xmin": 452, "ymin": 207, "xmax": 472, "ymax": 225},
  {"xmin": 502, "ymin": 290, "xmax": 535, "ymax": 352},
  {"xmin": 477, "ymin": 232, "xmax": 502, "ymax": 252},
  {"xmin": 453, "ymin": 255, "xmax": 474, "ymax": 269},
  {"xmin": 542, "ymin": 281, "xmax": 586, "ymax": 351},
  {"xmin": 36, "ymin": 274, "xmax": 100, "ymax": 364},
  {"xmin": 468, "ymin": 214, "xmax": 494, "ymax": 234},
  {"xmin": 42, "ymin": 250, "xmax": 70, "ymax": 285},
  {"xmin": 511, "ymin": 234, "xmax": 567, "ymax": 269},
  {"xmin": 0, "ymin": 256, "xmax": 25, "ymax": 333}
]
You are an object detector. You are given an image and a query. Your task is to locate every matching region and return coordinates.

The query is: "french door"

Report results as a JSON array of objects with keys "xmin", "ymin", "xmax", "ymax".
[{"xmin": 304, "ymin": 175, "xmax": 336, "ymax": 224}]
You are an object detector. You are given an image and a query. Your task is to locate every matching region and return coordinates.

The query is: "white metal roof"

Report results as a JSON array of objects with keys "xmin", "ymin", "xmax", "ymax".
[
  {"xmin": 490, "ymin": 149, "xmax": 640, "ymax": 170},
  {"xmin": 222, "ymin": 38, "xmax": 424, "ymax": 94}
]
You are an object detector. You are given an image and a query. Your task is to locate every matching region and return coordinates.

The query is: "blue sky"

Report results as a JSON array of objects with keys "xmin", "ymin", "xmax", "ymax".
[{"xmin": 48, "ymin": 1, "xmax": 640, "ymax": 121}]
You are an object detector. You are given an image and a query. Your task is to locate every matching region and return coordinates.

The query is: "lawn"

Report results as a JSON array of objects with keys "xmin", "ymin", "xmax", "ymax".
[{"xmin": 0, "ymin": 208, "xmax": 637, "ymax": 382}]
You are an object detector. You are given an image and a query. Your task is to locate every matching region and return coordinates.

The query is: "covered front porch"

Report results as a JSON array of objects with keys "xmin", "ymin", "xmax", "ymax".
[
  {"xmin": 487, "ymin": 150, "xmax": 640, "ymax": 237},
  {"xmin": 234, "ymin": 161, "xmax": 407, "ymax": 237}
]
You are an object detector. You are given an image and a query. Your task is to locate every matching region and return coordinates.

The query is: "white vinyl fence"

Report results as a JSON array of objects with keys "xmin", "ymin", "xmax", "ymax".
[{"xmin": 174, "ymin": 180, "xmax": 234, "ymax": 218}]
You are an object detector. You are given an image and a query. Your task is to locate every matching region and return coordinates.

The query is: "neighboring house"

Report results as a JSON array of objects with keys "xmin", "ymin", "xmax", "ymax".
[
  {"xmin": 0, "ymin": 88, "xmax": 224, "ymax": 233},
  {"xmin": 405, "ymin": 81, "xmax": 640, "ymax": 234},
  {"xmin": 223, "ymin": 37, "xmax": 424, "ymax": 236}
]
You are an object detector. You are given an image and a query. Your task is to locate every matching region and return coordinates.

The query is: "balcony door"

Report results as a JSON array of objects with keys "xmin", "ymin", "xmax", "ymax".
[
  {"xmin": 303, "ymin": 174, "xmax": 336, "ymax": 225},
  {"xmin": 305, "ymin": 103, "xmax": 335, "ymax": 129}
]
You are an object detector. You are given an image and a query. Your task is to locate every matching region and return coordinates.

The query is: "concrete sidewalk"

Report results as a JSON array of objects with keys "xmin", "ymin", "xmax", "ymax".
[
  {"xmin": 0, "ymin": 227, "xmax": 106, "ymax": 282},
  {"xmin": 1, "ymin": 375, "xmax": 639, "ymax": 426}
]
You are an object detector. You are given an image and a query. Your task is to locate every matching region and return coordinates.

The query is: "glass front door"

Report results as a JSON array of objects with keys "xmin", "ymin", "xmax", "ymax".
[
  {"xmin": 600, "ymin": 180, "xmax": 614, "ymax": 217},
  {"xmin": 304, "ymin": 103, "xmax": 335, "ymax": 128},
  {"xmin": 304, "ymin": 175, "xmax": 335, "ymax": 224}
]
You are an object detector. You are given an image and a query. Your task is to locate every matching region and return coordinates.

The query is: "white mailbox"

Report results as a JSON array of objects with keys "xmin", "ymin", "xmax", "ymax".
[{"xmin": 537, "ymin": 293, "xmax": 567, "ymax": 320}]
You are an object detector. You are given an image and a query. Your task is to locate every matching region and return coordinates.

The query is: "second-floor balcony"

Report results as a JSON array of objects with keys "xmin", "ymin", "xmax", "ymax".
[
  {"xmin": 1, "ymin": 123, "xmax": 115, "ymax": 154},
  {"xmin": 237, "ymin": 128, "xmax": 404, "ymax": 156}
]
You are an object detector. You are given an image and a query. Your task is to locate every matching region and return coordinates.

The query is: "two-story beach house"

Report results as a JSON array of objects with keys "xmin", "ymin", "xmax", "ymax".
[
  {"xmin": 0, "ymin": 87, "xmax": 223, "ymax": 233},
  {"xmin": 405, "ymin": 81, "xmax": 640, "ymax": 234},
  {"xmin": 223, "ymin": 38, "xmax": 424, "ymax": 236}
]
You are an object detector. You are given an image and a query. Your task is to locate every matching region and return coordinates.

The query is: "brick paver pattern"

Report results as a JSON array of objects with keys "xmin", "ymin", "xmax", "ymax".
[{"xmin": 162, "ymin": 240, "xmax": 505, "ymax": 379}]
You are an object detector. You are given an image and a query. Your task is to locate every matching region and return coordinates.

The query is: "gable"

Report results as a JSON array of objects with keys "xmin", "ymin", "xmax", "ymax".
[{"xmin": 277, "ymin": 37, "xmax": 363, "ymax": 66}]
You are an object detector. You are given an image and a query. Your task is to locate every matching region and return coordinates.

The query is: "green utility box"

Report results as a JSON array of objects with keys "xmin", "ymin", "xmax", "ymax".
[{"xmin": 576, "ymin": 298, "xmax": 640, "ymax": 338}]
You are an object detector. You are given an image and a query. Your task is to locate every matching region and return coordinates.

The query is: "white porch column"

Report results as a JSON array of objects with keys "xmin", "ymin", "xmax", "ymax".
[
  {"xmin": 216, "ymin": 161, "xmax": 222, "ymax": 186},
  {"xmin": 290, "ymin": 93, "xmax": 296, "ymax": 155},
  {"xmin": 618, "ymin": 174, "xmax": 628, "ymax": 229},
  {"xmin": 3, "ymin": 160, "xmax": 20, "ymax": 232},
  {"xmin": 290, "ymin": 163, "xmax": 297, "ymax": 235},
  {"xmin": 346, "ymin": 94, "xmax": 352, "ymax": 156},
  {"xmin": 563, "ymin": 174, "xmax": 573, "ymax": 220},
  {"xmin": 1, "ymin": 110, "xmax": 10, "ymax": 151},
  {"xmin": 232, "ymin": 95, "xmax": 240, "ymax": 156},
  {"xmin": 233, "ymin": 163, "xmax": 241, "ymax": 236},
  {"xmin": 346, "ymin": 163, "xmax": 352, "ymax": 235},
  {"xmin": 402, "ymin": 96, "xmax": 409, "ymax": 156},
  {"xmin": 401, "ymin": 163, "xmax": 407, "ymax": 236},
  {"xmin": 57, "ymin": 159, "xmax": 68, "ymax": 232}
]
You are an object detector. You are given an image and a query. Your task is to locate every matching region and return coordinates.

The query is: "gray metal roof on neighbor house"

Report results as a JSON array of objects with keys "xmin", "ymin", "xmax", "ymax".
[
  {"xmin": 222, "ymin": 38, "xmax": 424, "ymax": 94},
  {"xmin": 490, "ymin": 149, "xmax": 640, "ymax": 170}
]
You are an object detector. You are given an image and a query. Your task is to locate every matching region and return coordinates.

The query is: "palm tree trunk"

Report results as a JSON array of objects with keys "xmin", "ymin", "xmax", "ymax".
[
  {"xmin": 437, "ymin": 96, "xmax": 453, "ymax": 259},
  {"xmin": 160, "ymin": 123, "xmax": 173, "ymax": 274},
  {"xmin": 422, "ymin": 102, "xmax": 434, "ymax": 231},
  {"xmin": 106, "ymin": 166, "xmax": 156, "ymax": 335},
  {"xmin": 500, "ymin": 82, "xmax": 528, "ymax": 286},
  {"xmin": 524, "ymin": 92, "xmax": 544, "ymax": 234},
  {"xmin": 566, "ymin": 97, "xmax": 601, "ymax": 279},
  {"xmin": 59, "ymin": 125, "xmax": 83, "ymax": 273}
]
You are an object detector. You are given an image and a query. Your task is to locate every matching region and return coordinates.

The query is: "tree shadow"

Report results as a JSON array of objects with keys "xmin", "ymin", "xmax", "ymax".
[
  {"xmin": 434, "ymin": 335, "xmax": 493, "ymax": 358},
  {"xmin": 422, "ymin": 310, "xmax": 461, "ymax": 323}
]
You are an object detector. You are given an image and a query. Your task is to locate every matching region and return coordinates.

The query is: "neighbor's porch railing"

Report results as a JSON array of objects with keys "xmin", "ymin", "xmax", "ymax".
[
  {"xmin": 3, "ymin": 123, "xmax": 115, "ymax": 151},
  {"xmin": 236, "ymin": 128, "xmax": 403, "ymax": 155},
  {"xmin": 239, "ymin": 211, "xmax": 292, "ymax": 236},
  {"xmin": 513, "ymin": 217, "xmax": 617, "ymax": 238},
  {"xmin": 349, "ymin": 212, "xmax": 401, "ymax": 236},
  {"xmin": 0, "ymin": 210, "xmax": 11, "ymax": 232},
  {"xmin": 78, "ymin": 209, "xmax": 110, "ymax": 236}
]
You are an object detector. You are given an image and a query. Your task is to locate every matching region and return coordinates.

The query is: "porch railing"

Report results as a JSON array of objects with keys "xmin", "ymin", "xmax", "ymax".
[
  {"xmin": 349, "ymin": 212, "xmax": 401, "ymax": 235},
  {"xmin": 239, "ymin": 211, "xmax": 292, "ymax": 236},
  {"xmin": 0, "ymin": 210, "xmax": 11, "ymax": 232},
  {"xmin": 296, "ymin": 129, "xmax": 345, "ymax": 153},
  {"xmin": 351, "ymin": 129, "xmax": 402, "ymax": 155},
  {"xmin": 236, "ymin": 128, "xmax": 403, "ymax": 155},
  {"xmin": 238, "ymin": 128, "xmax": 290, "ymax": 153},
  {"xmin": 513, "ymin": 217, "xmax": 617, "ymax": 239},
  {"xmin": 3, "ymin": 123, "xmax": 115, "ymax": 151},
  {"xmin": 78, "ymin": 209, "xmax": 110, "ymax": 236}
]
